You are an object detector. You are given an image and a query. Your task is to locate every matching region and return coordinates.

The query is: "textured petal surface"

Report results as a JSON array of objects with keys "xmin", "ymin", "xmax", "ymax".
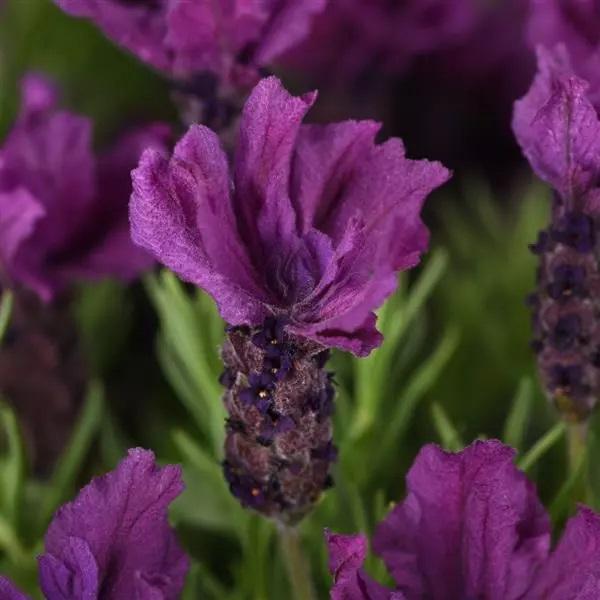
[
  {"xmin": 372, "ymin": 440, "xmax": 551, "ymax": 600},
  {"xmin": 526, "ymin": 506, "xmax": 600, "ymax": 599},
  {"xmin": 130, "ymin": 125, "xmax": 268, "ymax": 325},
  {"xmin": 40, "ymin": 448, "xmax": 189, "ymax": 600},
  {"xmin": 0, "ymin": 577, "xmax": 31, "ymax": 600},
  {"xmin": 512, "ymin": 46, "xmax": 600, "ymax": 205},
  {"xmin": 325, "ymin": 530, "xmax": 404, "ymax": 600}
]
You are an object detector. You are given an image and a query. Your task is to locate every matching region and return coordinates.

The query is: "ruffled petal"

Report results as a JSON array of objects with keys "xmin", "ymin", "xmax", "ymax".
[
  {"xmin": 372, "ymin": 440, "xmax": 551, "ymax": 600},
  {"xmin": 41, "ymin": 448, "xmax": 189, "ymax": 600},
  {"xmin": 513, "ymin": 46, "xmax": 600, "ymax": 205},
  {"xmin": 130, "ymin": 125, "xmax": 268, "ymax": 325},
  {"xmin": 0, "ymin": 577, "xmax": 31, "ymax": 600},
  {"xmin": 526, "ymin": 506, "xmax": 600, "ymax": 599},
  {"xmin": 326, "ymin": 530, "xmax": 403, "ymax": 600}
]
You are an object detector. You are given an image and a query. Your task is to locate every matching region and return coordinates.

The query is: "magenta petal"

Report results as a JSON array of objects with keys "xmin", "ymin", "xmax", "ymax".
[
  {"xmin": 372, "ymin": 440, "xmax": 551, "ymax": 600},
  {"xmin": 513, "ymin": 46, "xmax": 600, "ymax": 204},
  {"xmin": 527, "ymin": 506, "xmax": 600, "ymax": 599},
  {"xmin": 0, "ymin": 577, "xmax": 31, "ymax": 600},
  {"xmin": 325, "ymin": 530, "xmax": 403, "ymax": 600},
  {"xmin": 40, "ymin": 448, "xmax": 189, "ymax": 599},
  {"xmin": 130, "ymin": 126, "xmax": 267, "ymax": 326}
]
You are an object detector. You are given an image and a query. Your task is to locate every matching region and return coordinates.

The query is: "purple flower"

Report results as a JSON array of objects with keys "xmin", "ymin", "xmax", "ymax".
[
  {"xmin": 54, "ymin": 0, "xmax": 327, "ymax": 85},
  {"xmin": 513, "ymin": 48, "xmax": 600, "ymax": 419},
  {"xmin": 528, "ymin": 0, "xmax": 600, "ymax": 109},
  {"xmin": 130, "ymin": 76, "xmax": 450, "ymax": 356},
  {"xmin": 326, "ymin": 440, "xmax": 600, "ymax": 599},
  {"xmin": 0, "ymin": 74, "xmax": 169, "ymax": 301},
  {"xmin": 0, "ymin": 448, "xmax": 189, "ymax": 599}
]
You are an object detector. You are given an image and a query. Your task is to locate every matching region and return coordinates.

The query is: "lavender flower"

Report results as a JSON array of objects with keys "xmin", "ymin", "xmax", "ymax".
[
  {"xmin": 327, "ymin": 440, "xmax": 600, "ymax": 599},
  {"xmin": 130, "ymin": 76, "xmax": 449, "ymax": 521},
  {"xmin": 528, "ymin": 0, "xmax": 600, "ymax": 109},
  {"xmin": 0, "ymin": 74, "xmax": 169, "ymax": 302},
  {"xmin": 54, "ymin": 0, "xmax": 327, "ymax": 87},
  {"xmin": 513, "ymin": 47, "xmax": 600, "ymax": 420},
  {"xmin": 0, "ymin": 449, "xmax": 189, "ymax": 599}
]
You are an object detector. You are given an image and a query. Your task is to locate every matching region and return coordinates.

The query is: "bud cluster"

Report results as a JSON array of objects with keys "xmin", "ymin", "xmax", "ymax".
[
  {"xmin": 220, "ymin": 318, "xmax": 336, "ymax": 524},
  {"xmin": 529, "ymin": 207, "xmax": 600, "ymax": 420}
]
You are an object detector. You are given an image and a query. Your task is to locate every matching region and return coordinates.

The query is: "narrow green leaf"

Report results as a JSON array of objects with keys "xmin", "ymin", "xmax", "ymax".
[
  {"xmin": 549, "ymin": 446, "xmax": 587, "ymax": 525},
  {"xmin": 518, "ymin": 421, "xmax": 566, "ymax": 472},
  {"xmin": 0, "ymin": 290, "xmax": 13, "ymax": 344},
  {"xmin": 0, "ymin": 399, "xmax": 25, "ymax": 523},
  {"xmin": 430, "ymin": 402, "xmax": 464, "ymax": 451},
  {"xmin": 503, "ymin": 378, "xmax": 534, "ymax": 450},
  {"xmin": 39, "ymin": 381, "xmax": 104, "ymax": 529}
]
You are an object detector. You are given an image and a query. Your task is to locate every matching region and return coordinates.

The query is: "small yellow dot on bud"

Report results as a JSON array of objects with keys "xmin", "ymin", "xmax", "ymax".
[
  {"xmin": 258, "ymin": 390, "xmax": 268, "ymax": 399},
  {"xmin": 251, "ymin": 488, "xmax": 260, "ymax": 497}
]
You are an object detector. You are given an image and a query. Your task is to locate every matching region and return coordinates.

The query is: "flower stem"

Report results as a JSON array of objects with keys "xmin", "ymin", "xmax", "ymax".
[
  {"xmin": 567, "ymin": 421, "xmax": 588, "ymax": 502},
  {"xmin": 279, "ymin": 526, "xmax": 315, "ymax": 600}
]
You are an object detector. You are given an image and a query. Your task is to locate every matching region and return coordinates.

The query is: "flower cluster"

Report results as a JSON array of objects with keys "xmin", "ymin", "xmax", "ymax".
[
  {"xmin": 513, "ymin": 47, "xmax": 600, "ymax": 419},
  {"xmin": 327, "ymin": 440, "xmax": 600, "ymax": 599},
  {"xmin": 0, "ymin": 74, "xmax": 167, "ymax": 302},
  {"xmin": 0, "ymin": 449, "xmax": 189, "ymax": 599}
]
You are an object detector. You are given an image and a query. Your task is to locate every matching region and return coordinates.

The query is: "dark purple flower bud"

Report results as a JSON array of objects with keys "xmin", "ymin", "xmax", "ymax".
[
  {"xmin": 220, "ymin": 319, "xmax": 336, "ymax": 524},
  {"xmin": 551, "ymin": 212, "xmax": 595, "ymax": 253},
  {"xmin": 547, "ymin": 263, "xmax": 587, "ymax": 300}
]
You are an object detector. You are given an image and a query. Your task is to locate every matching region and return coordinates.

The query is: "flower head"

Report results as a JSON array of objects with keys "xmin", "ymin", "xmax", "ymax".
[
  {"xmin": 0, "ymin": 448, "xmax": 189, "ymax": 599},
  {"xmin": 326, "ymin": 440, "xmax": 600, "ymax": 599},
  {"xmin": 0, "ymin": 74, "xmax": 168, "ymax": 301},
  {"xmin": 513, "ymin": 47, "xmax": 600, "ymax": 419},
  {"xmin": 54, "ymin": 0, "xmax": 327, "ymax": 85},
  {"xmin": 130, "ymin": 76, "xmax": 450, "ymax": 356}
]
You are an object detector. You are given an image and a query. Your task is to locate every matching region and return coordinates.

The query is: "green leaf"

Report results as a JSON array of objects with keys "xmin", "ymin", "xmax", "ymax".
[
  {"xmin": 430, "ymin": 402, "xmax": 464, "ymax": 451},
  {"xmin": 0, "ymin": 399, "xmax": 25, "ymax": 524},
  {"xmin": 549, "ymin": 444, "xmax": 588, "ymax": 525},
  {"xmin": 517, "ymin": 421, "xmax": 566, "ymax": 472},
  {"xmin": 39, "ymin": 380, "xmax": 104, "ymax": 530},
  {"xmin": 0, "ymin": 290, "xmax": 13, "ymax": 345},
  {"xmin": 503, "ymin": 378, "xmax": 534, "ymax": 450}
]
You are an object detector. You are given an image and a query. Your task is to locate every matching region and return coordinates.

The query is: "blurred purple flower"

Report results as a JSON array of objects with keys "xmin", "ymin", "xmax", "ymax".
[
  {"xmin": 285, "ymin": 0, "xmax": 479, "ymax": 83},
  {"xmin": 529, "ymin": 0, "xmax": 600, "ymax": 109},
  {"xmin": 0, "ymin": 448, "xmax": 189, "ymax": 599},
  {"xmin": 0, "ymin": 74, "xmax": 169, "ymax": 301},
  {"xmin": 513, "ymin": 47, "xmax": 600, "ymax": 419},
  {"xmin": 326, "ymin": 440, "xmax": 600, "ymax": 599},
  {"xmin": 54, "ymin": 0, "xmax": 327, "ymax": 85},
  {"xmin": 130, "ymin": 76, "xmax": 450, "ymax": 356}
]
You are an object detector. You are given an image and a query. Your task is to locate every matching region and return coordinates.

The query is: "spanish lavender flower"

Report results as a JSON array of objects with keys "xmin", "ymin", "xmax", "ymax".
[
  {"xmin": 528, "ymin": 0, "xmax": 600, "ymax": 109},
  {"xmin": 0, "ymin": 74, "xmax": 168, "ymax": 302},
  {"xmin": 513, "ymin": 47, "xmax": 600, "ymax": 420},
  {"xmin": 0, "ymin": 449, "xmax": 189, "ymax": 599},
  {"xmin": 130, "ymin": 76, "xmax": 450, "ymax": 521},
  {"xmin": 327, "ymin": 440, "xmax": 600, "ymax": 599},
  {"xmin": 54, "ymin": 0, "xmax": 327, "ymax": 87}
]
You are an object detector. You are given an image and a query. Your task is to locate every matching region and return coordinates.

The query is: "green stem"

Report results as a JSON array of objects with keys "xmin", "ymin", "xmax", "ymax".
[
  {"xmin": 567, "ymin": 421, "xmax": 588, "ymax": 502},
  {"xmin": 279, "ymin": 526, "xmax": 315, "ymax": 600}
]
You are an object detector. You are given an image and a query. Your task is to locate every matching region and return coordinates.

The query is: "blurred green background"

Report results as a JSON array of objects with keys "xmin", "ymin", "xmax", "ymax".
[{"xmin": 1, "ymin": 1, "xmax": 598, "ymax": 598}]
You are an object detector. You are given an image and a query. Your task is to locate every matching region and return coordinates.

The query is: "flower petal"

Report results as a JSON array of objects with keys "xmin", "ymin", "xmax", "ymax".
[
  {"xmin": 0, "ymin": 577, "xmax": 31, "ymax": 600},
  {"xmin": 325, "ymin": 530, "xmax": 403, "ymax": 600},
  {"xmin": 513, "ymin": 46, "xmax": 600, "ymax": 205},
  {"xmin": 527, "ymin": 506, "xmax": 600, "ymax": 599},
  {"xmin": 372, "ymin": 440, "xmax": 551, "ymax": 600},
  {"xmin": 40, "ymin": 448, "xmax": 189, "ymax": 600}
]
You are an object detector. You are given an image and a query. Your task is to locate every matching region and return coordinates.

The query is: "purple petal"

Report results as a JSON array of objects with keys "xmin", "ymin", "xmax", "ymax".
[
  {"xmin": 372, "ymin": 440, "xmax": 551, "ymax": 600},
  {"xmin": 527, "ymin": 506, "xmax": 600, "ymax": 599},
  {"xmin": 0, "ymin": 187, "xmax": 44, "ymax": 266},
  {"xmin": 513, "ymin": 46, "xmax": 600, "ymax": 205},
  {"xmin": 130, "ymin": 124, "xmax": 267, "ymax": 325},
  {"xmin": 325, "ymin": 530, "xmax": 404, "ymax": 600},
  {"xmin": 40, "ymin": 448, "xmax": 189, "ymax": 600},
  {"xmin": 233, "ymin": 76, "xmax": 316, "ymax": 266},
  {"xmin": 0, "ymin": 577, "xmax": 31, "ymax": 600}
]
